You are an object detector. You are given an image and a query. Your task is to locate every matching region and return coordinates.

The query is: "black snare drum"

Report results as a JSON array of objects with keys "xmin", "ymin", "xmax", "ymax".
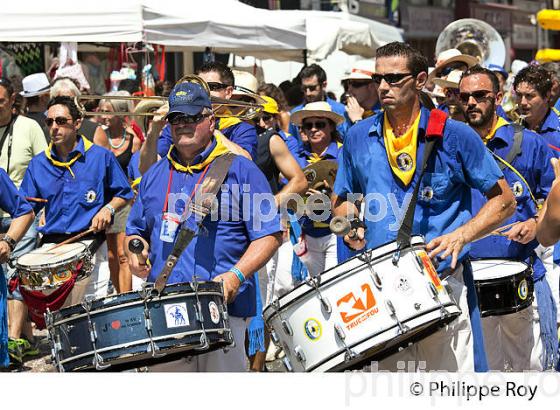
[
  {"xmin": 46, "ymin": 281, "xmax": 233, "ymax": 372},
  {"xmin": 471, "ymin": 259, "xmax": 534, "ymax": 317}
]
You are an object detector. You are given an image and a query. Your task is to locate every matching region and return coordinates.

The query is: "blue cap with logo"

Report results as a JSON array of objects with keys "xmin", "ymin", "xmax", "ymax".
[
  {"xmin": 487, "ymin": 64, "xmax": 508, "ymax": 80},
  {"xmin": 166, "ymin": 82, "xmax": 212, "ymax": 118}
]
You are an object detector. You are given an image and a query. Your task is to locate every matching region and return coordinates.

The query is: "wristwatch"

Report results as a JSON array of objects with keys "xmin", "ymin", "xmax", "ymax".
[
  {"xmin": 0, "ymin": 234, "xmax": 16, "ymax": 252},
  {"xmin": 104, "ymin": 204, "xmax": 116, "ymax": 217}
]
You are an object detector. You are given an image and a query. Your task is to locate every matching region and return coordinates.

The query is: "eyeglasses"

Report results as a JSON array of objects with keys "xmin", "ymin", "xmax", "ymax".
[
  {"xmin": 372, "ymin": 73, "xmax": 413, "ymax": 85},
  {"xmin": 459, "ymin": 90, "xmax": 494, "ymax": 104},
  {"xmin": 207, "ymin": 82, "xmax": 229, "ymax": 91},
  {"xmin": 168, "ymin": 113, "xmax": 209, "ymax": 126},
  {"xmin": 302, "ymin": 120, "xmax": 327, "ymax": 131},
  {"xmin": 301, "ymin": 84, "xmax": 320, "ymax": 92},
  {"xmin": 347, "ymin": 81, "xmax": 371, "ymax": 88},
  {"xmin": 259, "ymin": 113, "xmax": 273, "ymax": 122},
  {"xmin": 45, "ymin": 117, "xmax": 72, "ymax": 127}
]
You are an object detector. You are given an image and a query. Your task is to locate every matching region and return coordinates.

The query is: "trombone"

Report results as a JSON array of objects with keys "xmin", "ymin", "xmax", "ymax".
[{"xmin": 75, "ymin": 75, "xmax": 264, "ymax": 121}]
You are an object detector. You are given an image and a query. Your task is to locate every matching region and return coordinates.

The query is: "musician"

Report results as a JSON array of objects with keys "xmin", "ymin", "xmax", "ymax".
[
  {"xmin": 0, "ymin": 169, "xmax": 34, "ymax": 369},
  {"xmin": 432, "ymin": 70, "xmax": 465, "ymax": 122},
  {"xmin": 342, "ymin": 60, "xmax": 380, "ymax": 126},
  {"xmin": 125, "ymin": 81, "xmax": 282, "ymax": 372},
  {"xmin": 332, "ymin": 42, "xmax": 516, "ymax": 372},
  {"xmin": 19, "ymin": 96, "xmax": 133, "ymax": 302},
  {"xmin": 459, "ymin": 65, "xmax": 556, "ymax": 370}
]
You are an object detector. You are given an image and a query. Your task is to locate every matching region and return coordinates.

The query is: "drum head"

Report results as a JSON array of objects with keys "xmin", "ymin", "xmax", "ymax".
[
  {"xmin": 471, "ymin": 259, "xmax": 529, "ymax": 280},
  {"xmin": 17, "ymin": 242, "xmax": 87, "ymax": 269}
]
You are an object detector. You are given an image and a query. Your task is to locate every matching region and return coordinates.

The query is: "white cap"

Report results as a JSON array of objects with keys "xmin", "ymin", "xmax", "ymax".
[{"xmin": 511, "ymin": 60, "xmax": 528, "ymax": 76}]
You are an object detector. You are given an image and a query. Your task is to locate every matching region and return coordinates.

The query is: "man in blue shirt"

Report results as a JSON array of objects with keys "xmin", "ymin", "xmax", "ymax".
[
  {"xmin": 459, "ymin": 65, "xmax": 556, "ymax": 370},
  {"xmin": 333, "ymin": 42, "xmax": 516, "ymax": 372},
  {"xmin": 290, "ymin": 64, "xmax": 350, "ymax": 142},
  {"xmin": 20, "ymin": 96, "xmax": 133, "ymax": 301},
  {"xmin": 342, "ymin": 60, "xmax": 381, "ymax": 127},
  {"xmin": 0, "ymin": 169, "xmax": 34, "ymax": 369},
  {"xmin": 125, "ymin": 81, "xmax": 282, "ymax": 372}
]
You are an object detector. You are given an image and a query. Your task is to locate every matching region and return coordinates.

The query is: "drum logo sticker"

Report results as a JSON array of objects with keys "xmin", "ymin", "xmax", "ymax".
[
  {"xmin": 336, "ymin": 283, "xmax": 378, "ymax": 331},
  {"xmin": 208, "ymin": 301, "xmax": 220, "ymax": 324},
  {"xmin": 518, "ymin": 279, "xmax": 529, "ymax": 300},
  {"xmin": 304, "ymin": 318, "xmax": 322, "ymax": 341},
  {"xmin": 397, "ymin": 153, "xmax": 414, "ymax": 171},
  {"xmin": 394, "ymin": 276, "xmax": 413, "ymax": 295},
  {"xmin": 418, "ymin": 251, "xmax": 443, "ymax": 291},
  {"xmin": 85, "ymin": 190, "xmax": 97, "ymax": 203},
  {"xmin": 164, "ymin": 303, "xmax": 189, "ymax": 328}
]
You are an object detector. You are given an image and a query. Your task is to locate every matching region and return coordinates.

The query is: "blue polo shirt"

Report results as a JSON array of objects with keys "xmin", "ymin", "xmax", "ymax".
[
  {"xmin": 294, "ymin": 141, "xmax": 341, "ymax": 238},
  {"xmin": 126, "ymin": 139, "xmax": 282, "ymax": 317},
  {"xmin": 289, "ymin": 97, "xmax": 349, "ymax": 142},
  {"xmin": 157, "ymin": 120, "xmax": 258, "ymax": 160},
  {"xmin": 20, "ymin": 136, "xmax": 133, "ymax": 235},
  {"xmin": 278, "ymin": 129, "xmax": 301, "ymax": 158},
  {"xmin": 496, "ymin": 105, "xmax": 510, "ymax": 121},
  {"xmin": 533, "ymin": 109, "xmax": 560, "ymax": 156},
  {"xmin": 469, "ymin": 123, "xmax": 555, "ymax": 280},
  {"xmin": 0, "ymin": 169, "xmax": 32, "ymax": 218},
  {"xmin": 334, "ymin": 106, "xmax": 503, "ymax": 273}
]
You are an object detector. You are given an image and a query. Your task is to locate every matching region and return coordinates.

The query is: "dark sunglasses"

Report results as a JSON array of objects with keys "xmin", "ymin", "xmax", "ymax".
[
  {"xmin": 459, "ymin": 90, "xmax": 494, "ymax": 104},
  {"xmin": 302, "ymin": 120, "xmax": 327, "ymax": 131},
  {"xmin": 45, "ymin": 116, "xmax": 72, "ymax": 127},
  {"xmin": 301, "ymin": 84, "xmax": 320, "ymax": 92},
  {"xmin": 347, "ymin": 81, "xmax": 371, "ymax": 88},
  {"xmin": 207, "ymin": 82, "xmax": 229, "ymax": 91},
  {"xmin": 168, "ymin": 113, "xmax": 208, "ymax": 125},
  {"xmin": 259, "ymin": 113, "xmax": 273, "ymax": 122},
  {"xmin": 372, "ymin": 73, "xmax": 413, "ymax": 85}
]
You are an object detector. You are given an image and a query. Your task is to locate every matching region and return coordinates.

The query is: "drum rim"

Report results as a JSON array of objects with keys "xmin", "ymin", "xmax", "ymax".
[
  {"xmin": 470, "ymin": 258, "xmax": 531, "ymax": 281},
  {"xmin": 16, "ymin": 242, "xmax": 88, "ymax": 270}
]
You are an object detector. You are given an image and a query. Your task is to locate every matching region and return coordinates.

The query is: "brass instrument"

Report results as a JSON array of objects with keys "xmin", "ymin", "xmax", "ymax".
[{"xmin": 75, "ymin": 75, "xmax": 263, "ymax": 121}]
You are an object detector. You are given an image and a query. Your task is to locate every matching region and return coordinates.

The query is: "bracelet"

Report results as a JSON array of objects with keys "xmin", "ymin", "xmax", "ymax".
[
  {"xmin": 104, "ymin": 204, "xmax": 116, "ymax": 217},
  {"xmin": 0, "ymin": 234, "xmax": 16, "ymax": 252},
  {"xmin": 229, "ymin": 266, "xmax": 245, "ymax": 284}
]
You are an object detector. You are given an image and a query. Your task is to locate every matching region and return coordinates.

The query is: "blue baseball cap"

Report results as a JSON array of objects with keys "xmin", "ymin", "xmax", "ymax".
[
  {"xmin": 166, "ymin": 82, "xmax": 212, "ymax": 118},
  {"xmin": 487, "ymin": 64, "xmax": 509, "ymax": 80}
]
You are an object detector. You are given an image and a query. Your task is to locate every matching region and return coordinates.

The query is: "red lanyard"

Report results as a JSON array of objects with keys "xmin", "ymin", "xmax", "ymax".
[{"xmin": 162, "ymin": 164, "xmax": 211, "ymax": 215}]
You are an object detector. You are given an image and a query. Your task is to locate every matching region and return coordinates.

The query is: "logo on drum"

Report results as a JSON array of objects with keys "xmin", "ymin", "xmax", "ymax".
[
  {"xmin": 208, "ymin": 301, "xmax": 220, "ymax": 324},
  {"xmin": 394, "ymin": 276, "xmax": 413, "ymax": 295},
  {"xmin": 304, "ymin": 318, "xmax": 322, "ymax": 341},
  {"xmin": 164, "ymin": 303, "xmax": 190, "ymax": 328},
  {"xmin": 336, "ymin": 284, "xmax": 378, "ymax": 330},
  {"xmin": 518, "ymin": 279, "xmax": 529, "ymax": 300}
]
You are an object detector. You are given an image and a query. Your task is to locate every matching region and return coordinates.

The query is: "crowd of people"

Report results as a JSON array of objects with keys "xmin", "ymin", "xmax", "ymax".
[{"xmin": 2, "ymin": 38, "xmax": 560, "ymax": 373}]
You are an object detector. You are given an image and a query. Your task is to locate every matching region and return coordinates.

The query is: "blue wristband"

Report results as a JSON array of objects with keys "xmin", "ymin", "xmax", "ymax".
[{"xmin": 229, "ymin": 266, "xmax": 245, "ymax": 283}]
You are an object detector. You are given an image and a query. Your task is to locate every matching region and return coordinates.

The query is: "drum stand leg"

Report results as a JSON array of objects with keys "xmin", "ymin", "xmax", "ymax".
[
  {"xmin": 385, "ymin": 299, "xmax": 410, "ymax": 335},
  {"xmin": 191, "ymin": 277, "xmax": 210, "ymax": 351},
  {"xmin": 81, "ymin": 296, "xmax": 110, "ymax": 371},
  {"xmin": 45, "ymin": 309, "xmax": 65, "ymax": 373},
  {"xmin": 140, "ymin": 287, "xmax": 166, "ymax": 359}
]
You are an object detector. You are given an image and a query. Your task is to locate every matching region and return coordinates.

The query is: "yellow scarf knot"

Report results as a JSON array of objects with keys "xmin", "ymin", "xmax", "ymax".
[
  {"xmin": 167, "ymin": 132, "xmax": 231, "ymax": 174},
  {"xmin": 383, "ymin": 112, "xmax": 421, "ymax": 186},
  {"xmin": 44, "ymin": 136, "xmax": 93, "ymax": 178}
]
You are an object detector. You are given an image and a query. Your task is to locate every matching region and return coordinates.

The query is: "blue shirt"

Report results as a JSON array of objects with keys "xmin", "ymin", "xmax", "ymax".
[
  {"xmin": 534, "ymin": 109, "xmax": 560, "ymax": 156},
  {"xmin": 0, "ymin": 168, "xmax": 32, "ymax": 218},
  {"xmin": 334, "ymin": 106, "xmax": 503, "ymax": 272},
  {"xmin": 295, "ymin": 141, "xmax": 341, "ymax": 238},
  {"xmin": 278, "ymin": 129, "xmax": 301, "ymax": 158},
  {"xmin": 127, "ymin": 151, "xmax": 142, "ymax": 181},
  {"xmin": 126, "ymin": 139, "xmax": 282, "ymax": 317},
  {"xmin": 496, "ymin": 105, "xmax": 510, "ymax": 121},
  {"xmin": 469, "ymin": 123, "xmax": 555, "ymax": 280},
  {"xmin": 20, "ymin": 136, "xmax": 134, "ymax": 235},
  {"xmin": 157, "ymin": 120, "xmax": 259, "ymax": 160},
  {"xmin": 289, "ymin": 97, "xmax": 349, "ymax": 143}
]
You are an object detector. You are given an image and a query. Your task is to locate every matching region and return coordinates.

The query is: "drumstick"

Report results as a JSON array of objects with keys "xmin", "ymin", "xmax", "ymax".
[
  {"xmin": 25, "ymin": 196, "xmax": 48, "ymax": 203},
  {"xmin": 48, "ymin": 228, "xmax": 96, "ymax": 251}
]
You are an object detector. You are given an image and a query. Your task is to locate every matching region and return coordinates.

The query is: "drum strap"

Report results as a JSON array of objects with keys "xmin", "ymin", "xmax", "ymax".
[
  {"xmin": 396, "ymin": 109, "xmax": 447, "ymax": 249},
  {"xmin": 153, "ymin": 153, "xmax": 236, "ymax": 294}
]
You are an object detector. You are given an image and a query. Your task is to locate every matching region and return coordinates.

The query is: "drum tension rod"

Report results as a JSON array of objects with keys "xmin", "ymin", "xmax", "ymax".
[
  {"xmin": 359, "ymin": 250, "xmax": 382, "ymax": 290},
  {"xmin": 427, "ymin": 282, "xmax": 450, "ymax": 319},
  {"xmin": 140, "ymin": 285, "xmax": 166, "ymax": 359},
  {"xmin": 334, "ymin": 323, "xmax": 358, "ymax": 361},
  {"xmin": 81, "ymin": 295, "xmax": 110, "ymax": 371},
  {"xmin": 305, "ymin": 275, "xmax": 332, "ymax": 313},
  {"xmin": 385, "ymin": 299, "xmax": 410, "ymax": 335},
  {"xmin": 191, "ymin": 277, "xmax": 210, "ymax": 351}
]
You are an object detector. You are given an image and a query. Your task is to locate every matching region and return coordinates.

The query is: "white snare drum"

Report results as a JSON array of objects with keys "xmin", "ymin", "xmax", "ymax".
[
  {"xmin": 16, "ymin": 242, "xmax": 93, "ymax": 291},
  {"xmin": 263, "ymin": 236, "xmax": 461, "ymax": 372}
]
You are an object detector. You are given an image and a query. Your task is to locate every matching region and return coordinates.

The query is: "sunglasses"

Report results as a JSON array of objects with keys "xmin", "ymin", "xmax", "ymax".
[
  {"xmin": 440, "ymin": 63, "xmax": 467, "ymax": 77},
  {"xmin": 301, "ymin": 84, "xmax": 320, "ymax": 92},
  {"xmin": 258, "ymin": 113, "xmax": 273, "ymax": 122},
  {"xmin": 207, "ymin": 82, "xmax": 229, "ymax": 91},
  {"xmin": 347, "ymin": 81, "xmax": 371, "ymax": 88},
  {"xmin": 372, "ymin": 73, "xmax": 413, "ymax": 85},
  {"xmin": 45, "ymin": 117, "xmax": 72, "ymax": 127},
  {"xmin": 459, "ymin": 90, "xmax": 494, "ymax": 104},
  {"xmin": 302, "ymin": 120, "xmax": 327, "ymax": 131},
  {"xmin": 168, "ymin": 113, "xmax": 208, "ymax": 126}
]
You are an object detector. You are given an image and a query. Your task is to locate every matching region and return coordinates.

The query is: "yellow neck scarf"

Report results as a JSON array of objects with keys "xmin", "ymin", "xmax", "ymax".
[
  {"xmin": 484, "ymin": 116, "xmax": 510, "ymax": 144},
  {"xmin": 306, "ymin": 142, "xmax": 342, "ymax": 164},
  {"xmin": 167, "ymin": 131, "xmax": 230, "ymax": 174},
  {"xmin": 218, "ymin": 117, "xmax": 242, "ymax": 131},
  {"xmin": 44, "ymin": 136, "xmax": 93, "ymax": 178},
  {"xmin": 363, "ymin": 109, "xmax": 374, "ymax": 119},
  {"xmin": 383, "ymin": 112, "xmax": 421, "ymax": 186}
]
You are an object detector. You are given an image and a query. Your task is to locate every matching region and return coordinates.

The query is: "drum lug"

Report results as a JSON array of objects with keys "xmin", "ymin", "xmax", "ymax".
[
  {"xmin": 282, "ymin": 356, "xmax": 294, "ymax": 372},
  {"xmin": 294, "ymin": 346, "xmax": 306, "ymax": 363},
  {"xmin": 195, "ymin": 333, "xmax": 210, "ymax": 351},
  {"xmin": 392, "ymin": 249, "xmax": 401, "ymax": 266},
  {"xmin": 427, "ymin": 282, "xmax": 450, "ymax": 319},
  {"xmin": 281, "ymin": 319, "xmax": 293, "ymax": 336},
  {"xmin": 334, "ymin": 323, "xmax": 358, "ymax": 361},
  {"xmin": 305, "ymin": 276, "xmax": 332, "ymax": 313},
  {"xmin": 414, "ymin": 252, "xmax": 424, "ymax": 272},
  {"xmin": 385, "ymin": 299, "xmax": 409, "ymax": 335},
  {"xmin": 270, "ymin": 330, "xmax": 280, "ymax": 344}
]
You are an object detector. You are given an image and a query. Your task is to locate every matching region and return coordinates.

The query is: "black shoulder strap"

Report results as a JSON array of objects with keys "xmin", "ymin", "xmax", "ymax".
[
  {"xmin": 153, "ymin": 153, "xmax": 236, "ymax": 294},
  {"xmin": 497, "ymin": 124, "xmax": 523, "ymax": 170},
  {"xmin": 396, "ymin": 109, "xmax": 447, "ymax": 252},
  {"xmin": 0, "ymin": 115, "xmax": 16, "ymax": 159}
]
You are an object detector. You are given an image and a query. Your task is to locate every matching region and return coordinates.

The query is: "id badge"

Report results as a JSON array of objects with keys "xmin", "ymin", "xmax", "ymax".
[{"xmin": 160, "ymin": 212, "xmax": 181, "ymax": 242}]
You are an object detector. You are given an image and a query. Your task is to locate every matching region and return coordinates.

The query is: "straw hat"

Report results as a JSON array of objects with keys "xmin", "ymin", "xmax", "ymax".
[
  {"xmin": 432, "ymin": 69, "xmax": 464, "ymax": 89},
  {"xmin": 428, "ymin": 49, "xmax": 477, "ymax": 84},
  {"xmin": 291, "ymin": 101, "xmax": 344, "ymax": 126}
]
